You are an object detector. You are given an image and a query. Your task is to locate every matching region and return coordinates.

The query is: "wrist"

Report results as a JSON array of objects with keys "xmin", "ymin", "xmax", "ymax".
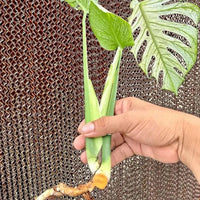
[{"xmin": 179, "ymin": 113, "xmax": 200, "ymax": 183}]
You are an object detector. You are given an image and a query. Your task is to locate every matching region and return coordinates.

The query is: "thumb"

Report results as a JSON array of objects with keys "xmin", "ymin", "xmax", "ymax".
[{"xmin": 78, "ymin": 112, "xmax": 136, "ymax": 137}]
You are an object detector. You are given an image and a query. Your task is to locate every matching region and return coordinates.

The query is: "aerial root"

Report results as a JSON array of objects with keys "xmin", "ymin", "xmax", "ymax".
[{"xmin": 35, "ymin": 181, "xmax": 95, "ymax": 200}]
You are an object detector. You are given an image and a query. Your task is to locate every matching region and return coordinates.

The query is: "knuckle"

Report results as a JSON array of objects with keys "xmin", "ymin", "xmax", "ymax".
[
  {"xmin": 122, "ymin": 97, "xmax": 134, "ymax": 112},
  {"xmin": 123, "ymin": 111, "xmax": 132, "ymax": 123},
  {"xmin": 96, "ymin": 116, "xmax": 108, "ymax": 129},
  {"xmin": 115, "ymin": 97, "xmax": 135, "ymax": 114}
]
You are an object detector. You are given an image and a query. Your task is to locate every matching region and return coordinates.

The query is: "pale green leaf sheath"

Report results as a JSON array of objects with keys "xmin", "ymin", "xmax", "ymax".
[
  {"xmin": 129, "ymin": 0, "xmax": 200, "ymax": 94},
  {"xmin": 97, "ymin": 47, "xmax": 122, "ymax": 179},
  {"xmin": 82, "ymin": 7, "xmax": 103, "ymax": 175}
]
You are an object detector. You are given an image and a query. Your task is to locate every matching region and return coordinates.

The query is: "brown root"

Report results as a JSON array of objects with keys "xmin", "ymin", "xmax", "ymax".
[
  {"xmin": 35, "ymin": 181, "xmax": 95, "ymax": 200},
  {"xmin": 82, "ymin": 192, "xmax": 95, "ymax": 200},
  {"xmin": 35, "ymin": 173, "xmax": 108, "ymax": 200}
]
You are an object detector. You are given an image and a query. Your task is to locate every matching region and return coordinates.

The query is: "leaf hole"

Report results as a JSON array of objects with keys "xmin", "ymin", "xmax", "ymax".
[
  {"xmin": 131, "ymin": 17, "xmax": 137, "ymax": 26},
  {"xmin": 160, "ymin": 14, "xmax": 196, "ymax": 27},
  {"xmin": 158, "ymin": 70, "xmax": 164, "ymax": 88},
  {"xmin": 162, "ymin": 0, "xmax": 183, "ymax": 6},
  {"xmin": 163, "ymin": 30, "xmax": 191, "ymax": 47},
  {"xmin": 137, "ymin": 40, "xmax": 147, "ymax": 64},
  {"xmin": 147, "ymin": 56, "xmax": 155, "ymax": 77},
  {"xmin": 133, "ymin": 27, "xmax": 141, "ymax": 40},
  {"xmin": 167, "ymin": 47, "xmax": 187, "ymax": 70},
  {"xmin": 173, "ymin": 67, "xmax": 184, "ymax": 77},
  {"xmin": 146, "ymin": 31, "xmax": 149, "ymax": 37}
]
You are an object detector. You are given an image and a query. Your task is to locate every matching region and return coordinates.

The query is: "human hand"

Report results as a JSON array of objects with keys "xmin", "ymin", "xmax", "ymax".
[
  {"xmin": 74, "ymin": 97, "xmax": 184, "ymax": 166},
  {"xmin": 74, "ymin": 97, "xmax": 200, "ymax": 183}
]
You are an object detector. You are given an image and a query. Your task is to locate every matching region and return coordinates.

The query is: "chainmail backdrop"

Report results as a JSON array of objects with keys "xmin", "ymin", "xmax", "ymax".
[{"xmin": 0, "ymin": 0, "xmax": 200, "ymax": 199}]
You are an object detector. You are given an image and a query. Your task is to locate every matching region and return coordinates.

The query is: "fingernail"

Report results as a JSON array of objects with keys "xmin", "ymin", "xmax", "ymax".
[{"xmin": 81, "ymin": 122, "xmax": 95, "ymax": 133}]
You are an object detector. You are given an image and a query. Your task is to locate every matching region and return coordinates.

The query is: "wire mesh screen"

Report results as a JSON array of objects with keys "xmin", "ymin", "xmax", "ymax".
[{"xmin": 0, "ymin": 0, "xmax": 200, "ymax": 199}]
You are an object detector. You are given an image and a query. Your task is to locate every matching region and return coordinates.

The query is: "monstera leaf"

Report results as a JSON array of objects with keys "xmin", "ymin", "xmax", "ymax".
[{"xmin": 129, "ymin": 0, "xmax": 200, "ymax": 94}]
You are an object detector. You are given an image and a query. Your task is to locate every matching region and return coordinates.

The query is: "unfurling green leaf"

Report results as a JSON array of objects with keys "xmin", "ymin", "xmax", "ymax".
[
  {"xmin": 129, "ymin": 0, "xmax": 200, "ymax": 94},
  {"xmin": 89, "ymin": 2, "xmax": 134, "ymax": 50},
  {"xmin": 63, "ymin": 0, "xmax": 98, "ymax": 12}
]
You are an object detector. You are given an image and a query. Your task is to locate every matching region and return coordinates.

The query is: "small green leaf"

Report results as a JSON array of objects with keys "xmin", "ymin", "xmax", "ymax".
[{"xmin": 89, "ymin": 2, "xmax": 134, "ymax": 50}]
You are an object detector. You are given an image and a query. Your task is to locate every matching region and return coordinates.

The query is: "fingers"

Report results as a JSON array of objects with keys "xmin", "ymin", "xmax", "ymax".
[
  {"xmin": 74, "ymin": 132, "xmax": 124, "ymax": 152},
  {"xmin": 78, "ymin": 119, "xmax": 85, "ymax": 133},
  {"xmin": 78, "ymin": 112, "xmax": 136, "ymax": 138},
  {"xmin": 78, "ymin": 97, "xmax": 152, "ymax": 138},
  {"xmin": 80, "ymin": 151, "xmax": 87, "ymax": 164},
  {"xmin": 74, "ymin": 133, "xmax": 126, "ymax": 166},
  {"xmin": 79, "ymin": 143, "xmax": 179, "ymax": 166},
  {"xmin": 111, "ymin": 133, "xmax": 124, "ymax": 150},
  {"xmin": 79, "ymin": 143, "xmax": 135, "ymax": 167},
  {"xmin": 78, "ymin": 97, "xmax": 153, "ymax": 138},
  {"xmin": 73, "ymin": 135, "xmax": 85, "ymax": 150},
  {"xmin": 115, "ymin": 97, "xmax": 151, "ymax": 115},
  {"xmin": 115, "ymin": 97, "xmax": 135, "ymax": 115},
  {"xmin": 111, "ymin": 143, "xmax": 134, "ymax": 167}
]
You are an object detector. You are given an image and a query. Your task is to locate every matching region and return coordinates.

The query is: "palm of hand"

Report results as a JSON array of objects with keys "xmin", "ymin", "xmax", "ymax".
[{"xmin": 110, "ymin": 131, "xmax": 179, "ymax": 167}]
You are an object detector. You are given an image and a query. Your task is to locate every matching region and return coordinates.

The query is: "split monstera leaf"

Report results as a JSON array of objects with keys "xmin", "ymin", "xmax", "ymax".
[
  {"xmin": 129, "ymin": 0, "xmax": 200, "ymax": 94},
  {"xmin": 36, "ymin": 0, "xmax": 200, "ymax": 199}
]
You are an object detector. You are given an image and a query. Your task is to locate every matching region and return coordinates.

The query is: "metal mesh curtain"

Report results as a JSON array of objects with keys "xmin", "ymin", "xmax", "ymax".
[{"xmin": 0, "ymin": 0, "xmax": 200, "ymax": 199}]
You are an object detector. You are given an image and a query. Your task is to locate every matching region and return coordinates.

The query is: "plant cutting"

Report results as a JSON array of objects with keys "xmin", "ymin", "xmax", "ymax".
[
  {"xmin": 36, "ymin": 0, "xmax": 200, "ymax": 199},
  {"xmin": 36, "ymin": 1, "xmax": 134, "ymax": 199}
]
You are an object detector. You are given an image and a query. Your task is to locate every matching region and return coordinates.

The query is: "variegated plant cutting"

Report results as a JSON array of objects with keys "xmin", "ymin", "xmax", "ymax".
[{"xmin": 36, "ymin": 0, "xmax": 200, "ymax": 199}]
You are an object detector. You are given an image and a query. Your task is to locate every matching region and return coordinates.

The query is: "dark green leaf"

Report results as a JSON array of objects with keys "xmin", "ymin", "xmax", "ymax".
[{"xmin": 89, "ymin": 2, "xmax": 134, "ymax": 50}]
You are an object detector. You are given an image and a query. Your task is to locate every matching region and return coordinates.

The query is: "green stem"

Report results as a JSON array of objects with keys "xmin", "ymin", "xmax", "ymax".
[
  {"xmin": 97, "ymin": 47, "xmax": 123, "ymax": 179},
  {"xmin": 100, "ymin": 47, "xmax": 123, "ymax": 116},
  {"xmin": 82, "ymin": 12, "xmax": 89, "ymax": 92}
]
